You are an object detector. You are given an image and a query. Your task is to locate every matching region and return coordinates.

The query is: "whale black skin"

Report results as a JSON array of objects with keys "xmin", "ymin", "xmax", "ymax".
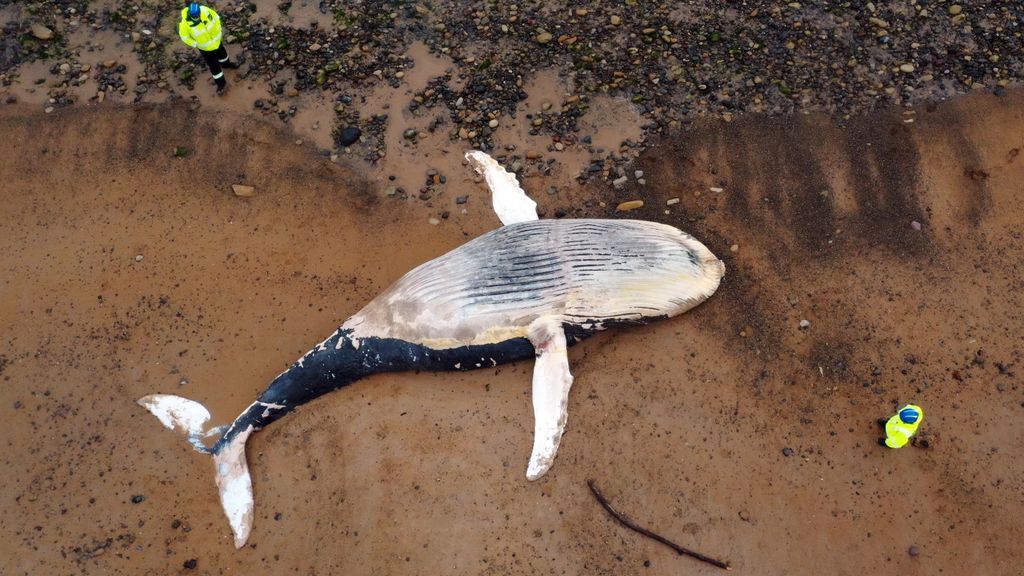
[{"xmin": 213, "ymin": 319, "xmax": 653, "ymax": 451}]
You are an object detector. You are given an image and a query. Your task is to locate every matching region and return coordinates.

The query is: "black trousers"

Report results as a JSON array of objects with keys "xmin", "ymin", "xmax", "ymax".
[{"xmin": 200, "ymin": 44, "xmax": 229, "ymax": 87}]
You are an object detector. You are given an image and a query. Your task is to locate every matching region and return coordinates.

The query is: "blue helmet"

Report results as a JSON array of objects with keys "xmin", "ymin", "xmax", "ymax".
[
  {"xmin": 187, "ymin": 2, "xmax": 201, "ymax": 20},
  {"xmin": 899, "ymin": 407, "xmax": 919, "ymax": 424}
]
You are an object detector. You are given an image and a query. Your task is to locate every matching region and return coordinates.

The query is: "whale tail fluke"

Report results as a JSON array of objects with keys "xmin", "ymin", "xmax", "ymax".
[{"xmin": 137, "ymin": 394, "xmax": 255, "ymax": 549}]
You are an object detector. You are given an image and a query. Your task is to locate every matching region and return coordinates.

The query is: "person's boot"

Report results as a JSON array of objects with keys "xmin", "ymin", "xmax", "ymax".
[
  {"xmin": 222, "ymin": 60, "xmax": 239, "ymax": 69},
  {"xmin": 215, "ymin": 77, "xmax": 228, "ymax": 95}
]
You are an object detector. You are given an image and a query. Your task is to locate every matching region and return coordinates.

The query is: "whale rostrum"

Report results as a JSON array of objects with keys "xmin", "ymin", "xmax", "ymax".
[{"xmin": 138, "ymin": 151, "xmax": 725, "ymax": 548}]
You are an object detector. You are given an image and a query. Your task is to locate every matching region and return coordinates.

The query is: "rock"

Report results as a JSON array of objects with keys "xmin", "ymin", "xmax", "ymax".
[
  {"xmin": 738, "ymin": 510, "xmax": 750, "ymax": 522},
  {"xmin": 337, "ymin": 126, "xmax": 361, "ymax": 147},
  {"xmin": 134, "ymin": 255, "xmax": 144, "ymax": 262},
  {"xmin": 403, "ymin": 128, "xmax": 418, "ymax": 140},
  {"xmin": 455, "ymin": 195, "xmax": 468, "ymax": 204},
  {"xmin": 384, "ymin": 186, "xmax": 397, "ymax": 196},
  {"xmin": 634, "ymin": 170, "xmax": 644, "ymax": 178},
  {"xmin": 612, "ymin": 175, "xmax": 629, "ymax": 189},
  {"xmin": 730, "ymin": 244, "xmax": 739, "ymax": 253},
  {"xmin": 535, "ymin": 31, "xmax": 553, "ymax": 44},
  {"xmin": 232, "ymin": 184, "xmax": 255, "ymax": 197},
  {"xmin": 308, "ymin": 43, "xmax": 321, "ymax": 52},
  {"xmin": 59, "ymin": 63, "xmax": 70, "ymax": 74},
  {"xmin": 526, "ymin": 150, "xmax": 541, "ymax": 160},
  {"xmin": 30, "ymin": 23, "xmax": 54, "ymax": 40},
  {"xmin": 554, "ymin": 142, "xmax": 564, "ymax": 151},
  {"xmin": 103, "ymin": 60, "xmax": 117, "ymax": 69},
  {"xmin": 616, "ymin": 200, "xmax": 644, "ymax": 211},
  {"xmin": 709, "ymin": 186, "xmax": 724, "ymax": 193},
  {"xmin": 488, "ymin": 118, "xmax": 499, "ymax": 128},
  {"xmin": 782, "ymin": 447, "xmax": 794, "ymax": 457},
  {"xmin": 948, "ymin": 5, "xmax": 962, "ymax": 15},
  {"xmin": 610, "ymin": 15, "xmax": 621, "ymax": 25},
  {"xmin": 799, "ymin": 319, "xmax": 810, "ymax": 329},
  {"xmin": 131, "ymin": 494, "xmax": 145, "ymax": 503},
  {"xmin": 131, "ymin": 31, "xmax": 141, "ymax": 42},
  {"xmin": 395, "ymin": 71, "xmax": 405, "ymax": 79},
  {"xmin": 637, "ymin": 179, "xmax": 646, "ymax": 186},
  {"xmin": 428, "ymin": 217, "xmax": 440, "ymax": 225},
  {"xmin": 908, "ymin": 545, "xmax": 920, "ymax": 557},
  {"xmin": 666, "ymin": 197, "xmax": 680, "ymax": 205},
  {"xmin": 899, "ymin": 63, "xmax": 915, "ymax": 73},
  {"xmin": 910, "ymin": 220, "xmax": 922, "ymax": 231},
  {"xmin": 183, "ymin": 558, "xmax": 198, "ymax": 569}
]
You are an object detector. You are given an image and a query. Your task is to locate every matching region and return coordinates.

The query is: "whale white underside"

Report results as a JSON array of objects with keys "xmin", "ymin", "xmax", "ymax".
[{"xmin": 138, "ymin": 150, "xmax": 725, "ymax": 549}]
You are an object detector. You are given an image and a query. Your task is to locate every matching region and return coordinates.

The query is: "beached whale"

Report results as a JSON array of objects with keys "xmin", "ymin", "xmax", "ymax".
[{"xmin": 139, "ymin": 151, "xmax": 725, "ymax": 548}]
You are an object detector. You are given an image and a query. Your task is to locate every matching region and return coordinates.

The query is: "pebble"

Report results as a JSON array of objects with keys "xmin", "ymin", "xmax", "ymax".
[
  {"xmin": 183, "ymin": 558, "xmax": 198, "ymax": 569},
  {"xmin": 134, "ymin": 255, "xmax": 144, "ymax": 262},
  {"xmin": 799, "ymin": 319, "xmax": 810, "ymax": 329},
  {"xmin": 611, "ymin": 175, "xmax": 629, "ymax": 189},
  {"xmin": 738, "ymin": 510, "xmax": 750, "ymax": 522},
  {"xmin": 395, "ymin": 71, "xmax": 405, "ymax": 79},
  {"xmin": 428, "ymin": 217, "xmax": 440, "ymax": 225},
  {"xmin": 488, "ymin": 119, "xmax": 499, "ymax": 128},
  {"xmin": 232, "ymin": 184, "xmax": 255, "ymax": 197},
  {"xmin": 130, "ymin": 495, "xmax": 145, "ymax": 503},
  {"xmin": 403, "ymin": 129, "xmax": 418, "ymax": 140},
  {"xmin": 948, "ymin": 5, "xmax": 962, "ymax": 15},
  {"xmin": 782, "ymin": 447, "xmax": 794, "ymax": 457},
  {"xmin": 910, "ymin": 220, "xmax": 922, "ymax": 231},
  {"xmin": 535, "ymin": 32, "xmax": 553, "ymax": 44},
  {"xmin": 554, "ymin": 142, "xmax": 564, "ymax": 151},
  {"xmin": 455, "ymin": 195, "xmax": 468, "ymax": 204},
  {"xmin": 337, "ymin": 126, "xmax": 361, "ymax": 147},
  {"xmin": 616, "ymin": 200, "xmax": 644, "ymax": 211},
  {"xmin": 610, "ymin": 15, "xmax": 621, "ymax": 25},
  {"xmin": 899, "ymin": 63, "xmax": 915, "ymax": 73},
  {"xmin": 908, "ymin": 545, "xmax": 920, "ymax": 557},
  {"xmin": 308, "ymin": 43, "xmax": 321, "ymax": 52},
  {"xmin": 634, "ymin": 170, "xmax": 644, "ymax": 178},
  {"xmin": 285, "ymin": 87, "xmax": 299, "ymax": 97},
  {"xmin": 730, "ymin": 244, "xmax": 739, "ymax": 253},
  {"xmin": 709, "ymin": 187, "xmax": 724, "ymax": 193},
  {"xmin": 30, "ymin": 23, "xmax": 53, "ymax": 40},
  {"xmin": 666, "ymin": 197, "xmax": 680, "ymax": 205}
]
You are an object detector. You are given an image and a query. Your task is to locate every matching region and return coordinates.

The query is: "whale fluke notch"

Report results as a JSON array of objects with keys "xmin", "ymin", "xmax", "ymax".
[
  {"xmin": 525, "ymin": 317, "xmax": 574, "ymax": 481},
  {"xmin": 464, "ymin": 150, "xmax": 539, "ymax": 226}
]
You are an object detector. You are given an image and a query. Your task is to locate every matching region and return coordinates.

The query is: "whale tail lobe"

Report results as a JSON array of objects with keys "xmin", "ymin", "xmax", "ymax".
[{"xmin": 137, "ymin": 394, "xmax": 255, "ymax": 549}]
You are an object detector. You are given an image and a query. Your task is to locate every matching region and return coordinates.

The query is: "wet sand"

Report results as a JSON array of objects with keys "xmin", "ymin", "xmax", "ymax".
[{"xmin": 0, "ymin": 88, "xmax": 1022, "ymax": 575}]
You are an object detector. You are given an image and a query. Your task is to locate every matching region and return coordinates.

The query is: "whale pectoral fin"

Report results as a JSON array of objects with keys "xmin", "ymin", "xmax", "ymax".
[
  {"xmin": 525, "ymin": 319, "xmax": 574, "ymax": 481},
  {"xmin": 464, "ymin": 150, "xmax": 539, "ymax": 225}
]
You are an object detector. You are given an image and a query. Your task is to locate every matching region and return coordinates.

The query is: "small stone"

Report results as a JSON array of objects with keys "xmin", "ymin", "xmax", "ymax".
[
  {"xmin": 455, "ymin": 195, "xmax": 468, "ymax": 204},
  {"xmin": 384, "ymin": 186, "xmax": 397, "ymax": 196},
  {"xmin": 575, "ymin": 8, "xmax": 588, "ymax": 16},
  {"xmin": 183, "ymin": 558, "xmax": 198, "ymax": 569},
  {"xmin": 666, "ymin": 197, "xmax": 680, "ymax": 205},
  {"xmin": 428, "ymin": 217, "xmax": 441, "ymax": 225},
  {"xmin": 709, "ymin": 186, "xmax": 724, "ymax": 193},
  {"xmin": 910, "ymin": 220, "xmax": 922, "ymax": 231},
  {"xmin": 616, "ymin": 200, "xmax": 644, "ymax": 212},
  {"xmin": 44, "ymin": 106, "xmax": 54, "ymax": 114},
  {"xmin": 131, "ymin": 31, "xmax": 141, "ymax": 42},
  {"xmin": 908, "ymin": 546, "xmax": 920, "ymax": 557},
  {"xmin": 554, "ymin": 142, "xmax": 564, "ymax": 151},
  {"xmin": 308, "ymin": 43, "xmax": 321, "ymax": 52},
  {"xmin": 948, "ymin": 5, "xmax": 962, "ymax": 15},
  {"xmin": 612, "ymin": 176, "xmax": 629, "ymax": 189},
  {"xmin": 738, "ymin": 510, "xmax": 750, "ymax": 522},
  {"xmin": 232, "ymin": 184, "xmax": 255, "ymax": 197},
  {"xmin": 80, "ymin": 64, "xmax": 91, "ymax": 73},
  {"xmin": 285, "ymin": 87, "xmax": 299, "ymax": 97},
  {"xmin": 610, "ymin": 15, "xmax": 621, "ymax": 25},
  {"xmin": 535, "ymin": 32, "xmax": 553, "ymax": 44},
  {"xmin": 637, "ymin": 179, "xmax": 646, "ymax": 186},
  {"xmin": 30, "ymin": 23, "xmax": 54, "ymax": 40},
  {"xmin": 899, "ymin": 63, "xmax": 915, "ymax": 73},
  {"xmin": 131, "ymin": 495, "xmax": 145, "ymax": 503},
  {"xmin": 134, "ymin": 255, "xmax": 144, "ymax": 262},
  {"xmin": 403, "ymin": 128, "xmax": 418, "ymax": 140},
  {"xmin": 782, "ymin": 447, "xmax": 794, "ymax": 457},
  {"xmin": 730, "ymin": 244, "xmax": 739, "ymax": 253},
  {"xmin": 337, "ymin": 126, "xmax": 361, "ymax": 147},
  {"xmin": 634, "ymin": 170, "xmax": 644, "ymax": 179},
  {"xmin": 59, "ymin": 63, "xmax": 71, "ymax": 74},
  {"xmin": 799, "ymin": 319, "xmax": 810, "ymax": 330},
  {"xmin": 526, "ymin": 150, "xmax": 541, "ymax": 160},
  {"xmin": 488, "ymin": 118, "xmax": 499, "ymax": 128},
  {"xmin": 103, "ymin": 60, "xmax": 117, "ymax": 68}
]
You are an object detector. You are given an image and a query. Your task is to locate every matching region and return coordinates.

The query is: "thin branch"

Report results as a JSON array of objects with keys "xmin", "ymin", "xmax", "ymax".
[{"xmin": 587, "ymin": 479, "xmax": 731, "ymax": 571}]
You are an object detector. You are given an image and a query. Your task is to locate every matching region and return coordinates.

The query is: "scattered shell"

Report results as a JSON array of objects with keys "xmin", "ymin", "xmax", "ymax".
[{"xmin": 616, "ymin": 200, "xmax": 644, "ymax": 211}]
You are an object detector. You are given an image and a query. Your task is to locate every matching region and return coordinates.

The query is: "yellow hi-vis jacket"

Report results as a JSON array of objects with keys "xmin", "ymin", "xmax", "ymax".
[
  {"xmin": 884, "ymin": 404, "xmax": 923, "ymax": 449},
  {"xmin": 178, "ymin": 5, "xmax": 223, "ymax": 51}
]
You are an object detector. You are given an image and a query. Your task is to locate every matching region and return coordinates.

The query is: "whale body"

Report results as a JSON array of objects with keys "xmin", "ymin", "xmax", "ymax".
[{"xmin": 139, "ymin": 153, "xmax": 725, "ymax": 548}]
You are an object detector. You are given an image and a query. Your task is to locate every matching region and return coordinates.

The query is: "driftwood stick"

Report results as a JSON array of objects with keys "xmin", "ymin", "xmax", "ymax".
[{"xmin": 587, "ymin": 479, "xmax": 731, "ymax": 571}]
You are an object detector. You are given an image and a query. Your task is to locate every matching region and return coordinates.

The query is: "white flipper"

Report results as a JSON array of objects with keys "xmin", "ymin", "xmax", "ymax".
[
  {"xmin": 465, "ymin": 150, "xmax": 539, "ymax": 225},
  {"xmin": 525, "ymin": 317, "xmax": 574, "ymax": 481}
]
